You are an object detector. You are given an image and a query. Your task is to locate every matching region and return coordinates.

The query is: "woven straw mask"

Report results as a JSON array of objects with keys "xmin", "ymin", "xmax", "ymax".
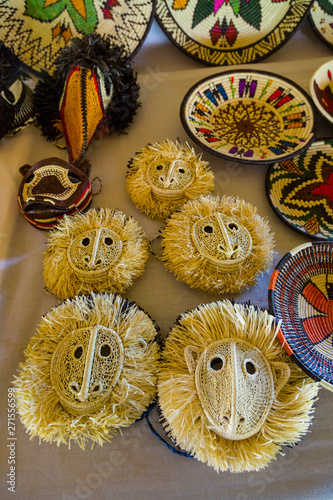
[
  {"xmin": 51, "ymin": 325, "xmax": 124, "ymax": 416},
  {"xmin": 158, "ymin": 300, "xmax": 319, "ymax": 472},
  {"xmin": 43, "ymin": 208, "xmax": 149, "ymax": 300},
  {"xmin": 191, "ymin": 213, "xmax": 252, "ymax": 271},
  {"xmin": 161, "ymin": 194, "xmax": 274, "ymax": 294},
  {"xmin": 14, "ymin": 293, "xmax": 159, "ymax": 448},
  {"xmin": 185, "ymin": 338, "xmax": 289, "ymax": 440},
  {"xmin": 126, "ymin": 140, "xmax": 214, "ymax": 219},
  {"xmin": 17, "ymin": 157, "xmax": 92, "ymax": 229}
]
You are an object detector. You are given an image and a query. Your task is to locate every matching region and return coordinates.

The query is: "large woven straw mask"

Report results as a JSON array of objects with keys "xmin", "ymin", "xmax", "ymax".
[
  {"xmin": 158, "ymin": 300, "xmax": 319, "ymax": 472},
  {"xmin": 14, "ymin": 293, "xmax": 159, "ymax": 448}
]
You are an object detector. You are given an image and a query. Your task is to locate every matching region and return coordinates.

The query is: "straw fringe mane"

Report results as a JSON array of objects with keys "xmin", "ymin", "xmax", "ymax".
[
  {"xmin": 158, "ymin": 300, "xmax": 319, "ymax": 472},
  {"xmin": 14, "ymin": 293, "xmax": 159, "ymax": 449},
  {"xmin": 43, "ymin": 208, "xmax": 149, "ymax": 300},
  {"xmin": 161, "ymin": 194, "xmax": 274, "ymax": 294},
  {"xmin": 126, "ymin": 140, "xmax": 214, "ymax": 219}
]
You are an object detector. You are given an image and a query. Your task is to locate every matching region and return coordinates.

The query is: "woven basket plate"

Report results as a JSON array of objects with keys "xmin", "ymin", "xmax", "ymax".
[
  {"xmin": 310, "ymin": 0, "xmax": 333, "ymax": 49},
  {"xmin": 269, "ymin": 242, "xmax": 333, "ymax": 391},
  {"xmin": 156, "ymin": 0, "xmax": 312, "ymax": 66},
  {"xmin": 180, "ymin": 70, "xmax": 317, "ymax": 164},
  {"xmin": 311, "ymin": 59, "xmax": 333, "ymax": 126},
  {"xmin": 266, "ymin": 139, "xmax": 333, "ymax": 240},
  {"xmin": 0, "ymin": 0, "xmax": 155, "ymax": 74}
]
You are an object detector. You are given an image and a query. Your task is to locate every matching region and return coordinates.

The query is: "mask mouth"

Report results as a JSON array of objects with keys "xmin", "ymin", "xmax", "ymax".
[{"xmin": 23, "ymin": 200, "xmax": 68, "ymax": 215}]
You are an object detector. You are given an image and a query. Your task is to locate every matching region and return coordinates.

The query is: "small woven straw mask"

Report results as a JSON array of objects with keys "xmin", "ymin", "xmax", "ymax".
[
  {"xmin": 126, "ymin": 140, "xmax": 214, "ymax": 219},
  {"xmin": 43, "ymin": 208, "xmax": 149, "ymax": 299},
  {"xmin": 161, "ymin": 194, "xmax": 274, "ymax": 294},
  {"xmin": 185, "ymin": 338, "xmax": 288, "ymax": 440},
  {"xmin": 17, "ymin": 157, "xmax": 92, "ymax": 229},
  {"xmin": 192, "ymin": 213, "xmax": 252, "ymax": 271},
  {"xmin": 51, "ymin": 325, "xmax": 124, "ymax": 416}
]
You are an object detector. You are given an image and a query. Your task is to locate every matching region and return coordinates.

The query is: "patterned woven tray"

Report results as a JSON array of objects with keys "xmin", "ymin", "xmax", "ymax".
[
  {"xmin": 0, "ymin": 0, "xmax": 155, "ymax": 74},
  {"xmin": 266, "ymin": 139, "xmax": 333, "ymax": 240},
  {"xmin": 156, "ymin": 0, "xmax": 312, "ymax": 66},
  {"xmin": 269, "ymin": 242, "xmax": 333, "ymax": 391},
  {"xmin": 311, "ymin": 59, "xmax": 333, "ymax": 126},
  {"xmin": 180, "ymin": 70, "xmax": 317, "ymax": 164},
  {"xmin": 310, "ymin": 0, "xmax": 333, "ymax": 49}
]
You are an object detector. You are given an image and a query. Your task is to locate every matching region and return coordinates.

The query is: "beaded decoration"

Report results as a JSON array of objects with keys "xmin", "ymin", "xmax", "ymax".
[
  {"xmin": 161, "ymin": 194, "xmax": 274, "ymax": 294},
  {"xmin": 266, "ymin": 139, "xmax": 333, "ymax": 240},
  {"xmin": 0, "ymin": 0, "xmax": 155, "ymax": 74},
  {"xmin": 0, "ymin": 41, "xmax": 35, "ymax": 140},
  {"xmin": 158, "ymin": 300, "xmax": 319, "ymax": 472},
  {"xmin": 14, "ymin": 293, "xmax": 159, "ymax": 448},
  {"xmin": 310, "ymin": 0, "xmax": 333, "ymax": 49},
  {"xmin": 269, "ymin": 241, "xmax": 333, "ymax": 391},
  {"xmin": 43, "ymin": 207, "xmax": 149, "ymax": 300},
  {"xmin": 34, "ymin": 33, "xmax": 140, "ymax": 165},
  {"xmin": 181, "ymin": 70, "xmax": 316, "ymax": 164},
  {"xmin": 126, "ymin": 140, "xmax": 214, "ymax": 219},
  {"xmin": 17, "ymin": 157, "xmax": 93, "ymax": 230},
  {"xmin": 156, "ymin": 0, "xmax": 312, "ymax": 66}
]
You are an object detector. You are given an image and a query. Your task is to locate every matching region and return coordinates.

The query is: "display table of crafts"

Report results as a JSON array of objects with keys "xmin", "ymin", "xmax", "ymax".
[{"xmin": 0, "ymin": 16, "xmax": 332, "ymax": 500}]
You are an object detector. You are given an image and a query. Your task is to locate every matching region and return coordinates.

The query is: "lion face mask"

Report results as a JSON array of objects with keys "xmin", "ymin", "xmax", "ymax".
[
  {"xmin": 158, "ymin": 300, "xmax": 319, "ymax": 472},
  {"xmin": 14, "ymin": 293, "xmax": 159, "ymax": 448}
]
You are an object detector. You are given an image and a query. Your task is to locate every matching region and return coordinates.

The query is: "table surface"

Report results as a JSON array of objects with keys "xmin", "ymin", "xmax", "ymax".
[{"xmin": 0, "ymin": 13, "xmax": 333, "ymax": 500}]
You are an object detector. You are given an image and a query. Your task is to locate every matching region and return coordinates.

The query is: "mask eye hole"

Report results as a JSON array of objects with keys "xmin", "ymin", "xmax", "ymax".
[
  {"xmin": 210, "ymin": 357, "xmax": 224, "ymax": 371},
  {"xmin": 228, "ymin": 223, "xmax": 238, "ymax": 231},
  {"xmin": 74, "ymin": 346, "xmax": 83, "ymax": 359},
  {"xmin": 1, "ymin": 88, "xmax": 15, "ymax": 104},
  {"xmin": 245, "ymin": 361, "xmax": 256, "ymax": 375},
  {"xmin": 100, "ymin": 344, "xmax": 111, "ymax": 357},
  {"xmin": 68, "ymin": 173, "xmax": 81, "ymax": 184},
  {"xmin": 1, "ymin": 79, "xmax": 23, "ymax": 104},
  {"xmin": 156, "ymin": 165, "xmax": 163, "ymax": 171},
  {"xmin": 70, "ymin": 383, "xmax": 79, "ymax": 393},
  {"xmin": 82, "ymin": 237, "xmax": 90, "ymax": 247},
  {"xmin": 178, "ymin": 167, "xmax": 185, "ymax": 174},
  {"xmin": 204, "ymin": 225, "xmax": 213, "ymax": 234},
  {"xmin": 104, "ymin": 237, "xmax": 113, "ymax": 246}
]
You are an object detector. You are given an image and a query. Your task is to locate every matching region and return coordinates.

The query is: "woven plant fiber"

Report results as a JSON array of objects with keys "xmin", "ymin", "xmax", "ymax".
[
  {"xmin": 266, "ymin": 139, "xmax": 333, "ymax": 240},
  {"xmin": 0, "ymin": 0, "xmax": 155, "ymax": 74},
  {"xmin": 161, "ymin": 194, "xmax": 274, "ymax": 294},
  {"xmin": 181, "ymin": 70, "xmax": 317, "ymax": 164},
  {"xmin": 126, "ymin": 139, "xmax": 214, "ymax": 220},
  {"xmin": 156, "ymin": 0, "xmax": 312, "ymax": 66},
  {"xmin": 43, "ymin": 207, "xmax": 149, "ymax": 300},
  {"xmin": 269, "ymin": 241, "xmax": 333, "ymax": 391},
  {"xmin": 14, "ymin": 292, "xmax": 159, "ymax": 448},
  {"xmin": 310, "ymin": 0, "xmax": 333, "ymax": 49},
  {"xmin": 158, "ymin": 300, "xmax": 319, "ymax": 472},
  {"xmin": 311, "ymin": 59, "xmax": 333, "ymax": 126}
]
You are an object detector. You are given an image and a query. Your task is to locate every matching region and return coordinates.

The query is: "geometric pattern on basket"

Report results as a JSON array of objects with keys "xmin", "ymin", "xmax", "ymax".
[
  {"xmin": 310, "ymin": 0, "xmax": 333, "ymax": 49},
  {"xmin": 266, "ymin": 139, "xmax": 333, "ymax": 240},
  {"xmin": 0, "ymin": 0, "xmax": 155, "ymax": 73},
  {"xmin": 191, "ymin": 213, "xmax": 252, "ymax": 271},
  {"xmin": 269, "ymin": 241, "xmax": 333, "ymax": 391},
  {"xmin": 186, "ymin": 339, "xmax": 275, "ymax": 440},
  {"xmin": 156, "ymin": 0, "xmax": 312, "ymax": 65},
  {"xmin": 68, "ymin": 228, "xmax": 123, "ymax": 278},
  {"xmin": 311, "ymin": 60, "xmax": 333, "ymax": 126},
  {"xmin": 50, "ymin": 326, "xmax": 124, "ymax": 416},
  {"xmin": 181, "ymin": 70, "xmax": 316, "ymax": 164}
]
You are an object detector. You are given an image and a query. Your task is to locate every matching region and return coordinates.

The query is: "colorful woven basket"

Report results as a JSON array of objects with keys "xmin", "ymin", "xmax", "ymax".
[
  {"xmin": 266, "ymin": 139, "xmax": 333, "ymax": 240},
  {"xmin": 269, "ymin": 241, "xmax": 333, "ymax": 391},
  {"xmin": 0, "ymin": 0, "xmax": 155, "ymax": 74},
  {"xmin": 309, "ymin": 0, "xmax": 333, "ymax": 49},
  {"xmin": 156, "ymin": 0, "xmax": 312, "ymax": 66},
  {"xmin": 180, "ymin": 70, "xmax": 317, "ymax": 164},
  {"xmin": 311, "ymin": 60, "xmax": 333, "ymax": 126}
]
